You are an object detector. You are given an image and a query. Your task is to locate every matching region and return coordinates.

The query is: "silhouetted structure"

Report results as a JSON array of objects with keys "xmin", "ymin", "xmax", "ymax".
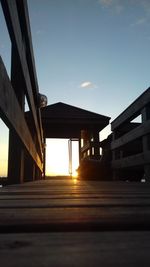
[
  {"xmin": 111, "ymin": 88, "xmax": 150, "ymax": 181},
  {"xmin": 41, "ymin": 102, "xmax": 110, "ymax": 177},
  {"xmin": 1, "ymin": 1, "xmax": 150, "ymax": 265},
  {"xmin": 1, "ymin": 0, "xmax": 150, "ymax": 184}
]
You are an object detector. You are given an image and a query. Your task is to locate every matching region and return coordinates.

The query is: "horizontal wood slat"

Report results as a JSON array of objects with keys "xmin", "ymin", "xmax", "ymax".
[
  {"xmin": 111, "ymin": 120, "xmax": 150, "ymax": 150},
  {"xmin": 0, "ymin": 57, "xmax": 42, "ymax": 171},
  {"xmin": 111, "ymin": 87, "xmax": 150, "ymax": 131},
  {"xmin": 0, "ymin": 231, "xmax": 150, "ymax": 267},
  {"xmin": 112, "ymin": 151, "xmax": 150, "ymax": 169},
  {"xmin": 1, "ymin": 231, "xmax": 150, "ymax": 267}
]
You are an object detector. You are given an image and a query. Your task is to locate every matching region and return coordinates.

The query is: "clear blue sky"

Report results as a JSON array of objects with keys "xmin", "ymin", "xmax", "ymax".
[
  {"xmin": 1, "ymin": 0, "xmax": 150, "ymax": 118},
  {"xmin": 27, "ymin": 0, "xmax": 150, "ymax": 118},
  {"xmin": 0, "ymin": 0, "xmax": 150, "ymax": 176}
]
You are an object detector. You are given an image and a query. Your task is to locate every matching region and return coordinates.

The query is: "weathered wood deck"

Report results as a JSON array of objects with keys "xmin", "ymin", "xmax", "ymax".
[{"xmin": 0, "ymin": 177, "xmax": 150, "ymax": 266}]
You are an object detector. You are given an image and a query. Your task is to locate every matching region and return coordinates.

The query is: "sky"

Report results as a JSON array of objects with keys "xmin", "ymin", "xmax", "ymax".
[{"xmin": 0, "ymin": 0, "xmax": 150, "ymax": 176}]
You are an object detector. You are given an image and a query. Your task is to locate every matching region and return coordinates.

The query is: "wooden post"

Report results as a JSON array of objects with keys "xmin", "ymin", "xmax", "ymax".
[
  {"xmin": 68, "ymin": 139, "xmax": 72, "ymax": 175},
  {"xmin": 93, "ymin": 130, "xmax": 100, "ymax": 159},
  {"xmin": 24, "ymin": 151, "xmax": 33, "ymax": 182},
  {"xmin": 8, "ymin": 133, "xmax": 25, "ymax": 184},
  {"xmin": 8, "ymin": 45, "xmax": 25, "ymax": 184},
  {"xmin": 112, "ymin": 132, "xmax": 118, "ymax": 180},
  {"xmin": 43, "ymin": 138, "xmax": 46, "ymax": 179},
  {"xmin": 142, "ymin": 106, "xmax": 150, "ymax": 181},
  {"xmin": 78, "ymin": 137, "xmax": 81, "ymax": 164}
]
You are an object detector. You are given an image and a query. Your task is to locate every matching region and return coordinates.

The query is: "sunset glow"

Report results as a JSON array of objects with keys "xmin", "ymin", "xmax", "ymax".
[
  {"xmin": 0, "ymin": 119, "xmax": 9, "ymax": 177},
  {"xmin": 72, "ymin": 177, "xmax": 78, "ymax": 185},
  {"xmin": 72, "ymin": 170, "xmax": 78, "ymax": 178},
  {"xmin": 46, "ymin": 139, "xmax": 79, "ymax": 176}
]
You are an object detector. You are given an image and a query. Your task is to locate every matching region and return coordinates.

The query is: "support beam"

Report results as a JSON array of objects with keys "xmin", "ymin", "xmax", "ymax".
[
  {"xmin": 142, "ymin": 106, "xmax": 150, "ymax": 181},
  {"xmin": 68, "ymin": 139, "xmax": 72, "ymax": 175},
  {"xmin": 8, "ymin": 45, "xmax": 25, "ymax": 184},
  {"xmin": 93, "ymin": 131, "xmax": 100, "ymax": 159},
  {"xmin": 78, "ymin": 138, "xmax": 82, "ymax": 164}
]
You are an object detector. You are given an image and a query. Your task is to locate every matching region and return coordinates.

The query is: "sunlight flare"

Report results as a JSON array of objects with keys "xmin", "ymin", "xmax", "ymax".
[
  {"xmin": 72, "ymin": 170, "xmax": 78, "ymax": 178},
  {"xmin": 72, "ymin": 177, "xmax": 78, "ymax": 185}
]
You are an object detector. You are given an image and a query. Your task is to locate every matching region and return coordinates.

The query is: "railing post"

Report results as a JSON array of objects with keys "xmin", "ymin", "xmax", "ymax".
[
  {"xmin": 142, "ymin": 106, "xmax": 150, "ymax": 181},
  {"xmin": 43, "ymin": 138, "xmax": 46, "ymax": 179},
  {"xmin": 93, "ymin": 130, "xmax": 100, "ymax": 159},
  {"xmin": 112, "ymin": 132, "xmax": 117, "ymax": 180},
  {"xmin": 78, "ymin": 137, "xmax": 82, "ymax": 164},
  {"xmin": 8, "ymin": 45, "xmax": 25, "ymax": 184}
]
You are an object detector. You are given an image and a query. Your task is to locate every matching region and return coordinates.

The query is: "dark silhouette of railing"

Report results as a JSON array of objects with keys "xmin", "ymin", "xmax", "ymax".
[
  {"xmin": 111, "ymin": 88, "xmax": 150, "ymax": 181},
  {"xmin": 0, "ymin": 0, "xmax": 44, "ymax": 184}
]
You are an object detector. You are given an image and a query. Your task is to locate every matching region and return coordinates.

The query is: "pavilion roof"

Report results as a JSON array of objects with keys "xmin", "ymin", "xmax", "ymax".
[{"xmin": 41, "ymin": 102, "xmax": 110, "ymax": 138}]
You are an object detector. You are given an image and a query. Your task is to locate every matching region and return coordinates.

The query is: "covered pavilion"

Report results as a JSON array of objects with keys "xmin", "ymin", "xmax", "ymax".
[{"xmin": 41, "ymin": 102, "xmax": 110, "ymax": 175}]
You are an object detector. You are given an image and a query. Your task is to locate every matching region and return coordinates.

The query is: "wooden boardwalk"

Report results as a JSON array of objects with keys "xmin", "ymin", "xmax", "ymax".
[{"xmin": 0, "ymin": 177, "xmax": 150, "ymax": 266}]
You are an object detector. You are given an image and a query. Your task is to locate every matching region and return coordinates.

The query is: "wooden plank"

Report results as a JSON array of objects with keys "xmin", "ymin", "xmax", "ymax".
[
  {"xmin": 0, "ymin": 179, "xmax": 150, "ymax": 231},
  {"xmin": 0, "ymin": 197, "xmax": 150, "ymax": 208},
  {"xmin": 0, "ymin": 57, "xmax": 42, "ymax": 171},
  {"xmin": 0, "ymin": 206, "xmax": 150, "ymax": 231},
  {"xmin": 112, "ymin": 151, "xmax": 150, "ymax": 169},
  {"xmin": 2, "ymin": 182, "xmax": 150, "ymax": 193},
  {"xmin": 1, "ymin": 193, "xmax": 150, "ymax": 202},
  {"xmin": 1, "ymin": 0, "xmax": 43, "ymax": 156},
  {"xmin": 111, "ymin": 120, "xmax": 150, "ymax": 150},
  {"xmin": 81, "ymin": 141, "xmax": 101, "ymax": 152},
  {"xmin": 0, "ymin": 232, "xmax": 150, "ymax": 267},
  {"xmin": 2, "ymin": 178, "xmax": 150, "ymax": 193},
  {"xmin": 111, "ymin": 87, "xmax": 150, "ymax": 130}
]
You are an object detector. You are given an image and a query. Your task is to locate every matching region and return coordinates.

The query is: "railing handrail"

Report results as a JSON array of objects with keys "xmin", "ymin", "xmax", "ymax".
[{"xmin": 111, "ymin": 87, "xmax": 150, "ymax": 131}]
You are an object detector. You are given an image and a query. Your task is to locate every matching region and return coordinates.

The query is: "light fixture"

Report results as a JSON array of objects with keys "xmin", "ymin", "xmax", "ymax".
[{"xmin": 38, "ymin": 93, "xmax": 47, "ymax": 108}]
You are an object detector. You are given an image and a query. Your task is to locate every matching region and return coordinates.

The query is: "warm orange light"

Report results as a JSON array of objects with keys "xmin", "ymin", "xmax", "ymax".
[
  {"xmin": 72, "ymin": 177, "xmax": 78, "ymax": 184},
  {"xmin": 72, "ymin": 170, "xmax": 78, "ymax": 178},
  {"xmin": 71, "ymin": 170, "xmax": 78, "ymax": 185},
  {"xmin": 0, "ymin": 119, "xmax": 9, "ymax": 177}
]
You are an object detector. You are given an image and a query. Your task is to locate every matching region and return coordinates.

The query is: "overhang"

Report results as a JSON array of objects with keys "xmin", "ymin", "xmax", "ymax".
[{"xmin": 41, "ymin": 102, "xmax": 111, "ymax": 138}]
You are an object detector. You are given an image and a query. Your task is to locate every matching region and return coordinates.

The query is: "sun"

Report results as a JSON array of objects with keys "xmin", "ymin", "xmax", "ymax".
[{"xmin": 72, "ymin": 170, "xmax": 78, "ymax": 178}]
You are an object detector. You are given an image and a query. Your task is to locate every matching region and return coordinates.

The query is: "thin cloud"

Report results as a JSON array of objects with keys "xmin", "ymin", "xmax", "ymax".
[
  {"xmin": 132, "ymin": 17, "xmax": 147, "ymax": 27},
  {"xmin": 142, "ymin": 0, "xmax": 150, "ymax": 14},
  {"xmin": 80, "ymin": 81, "xmax": 97, "ymax": 89},
  {"xmin": 131, "ymin": 1, "xmax": 150, "ymax": 27},
  {"xmin": 98, "ymin": 0, "xmax": 113, "ymax": 7},
  {"xmin": 36, "ymin": 29, "xmax": 43, "ymax": 35},
  {"xmin": 99, "ymin": 0, "xmax": 150, "ymax": 25},
  {"xmin": 98, "ymin": 0, "xmax": 150, "ymax": 14},
  {"xmin": 98, "ymin": 0, "xmax": 124, "ymax": 13},
  {"xmin": 136, "ymin": 18, "xmax": 147, "ymax": 25}
]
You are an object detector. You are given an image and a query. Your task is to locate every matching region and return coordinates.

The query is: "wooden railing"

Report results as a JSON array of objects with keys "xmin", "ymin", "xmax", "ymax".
[
  {"xmin": 81, "ymin": 141, "xmax": 101, "ymax": 160},
  {"xmin": 0, "ymin": 0, "xmax": 44, "ymax": 183},
  {"xmin": 111, "ymin": 88, "xmax": 150, "ymax": 180}
]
